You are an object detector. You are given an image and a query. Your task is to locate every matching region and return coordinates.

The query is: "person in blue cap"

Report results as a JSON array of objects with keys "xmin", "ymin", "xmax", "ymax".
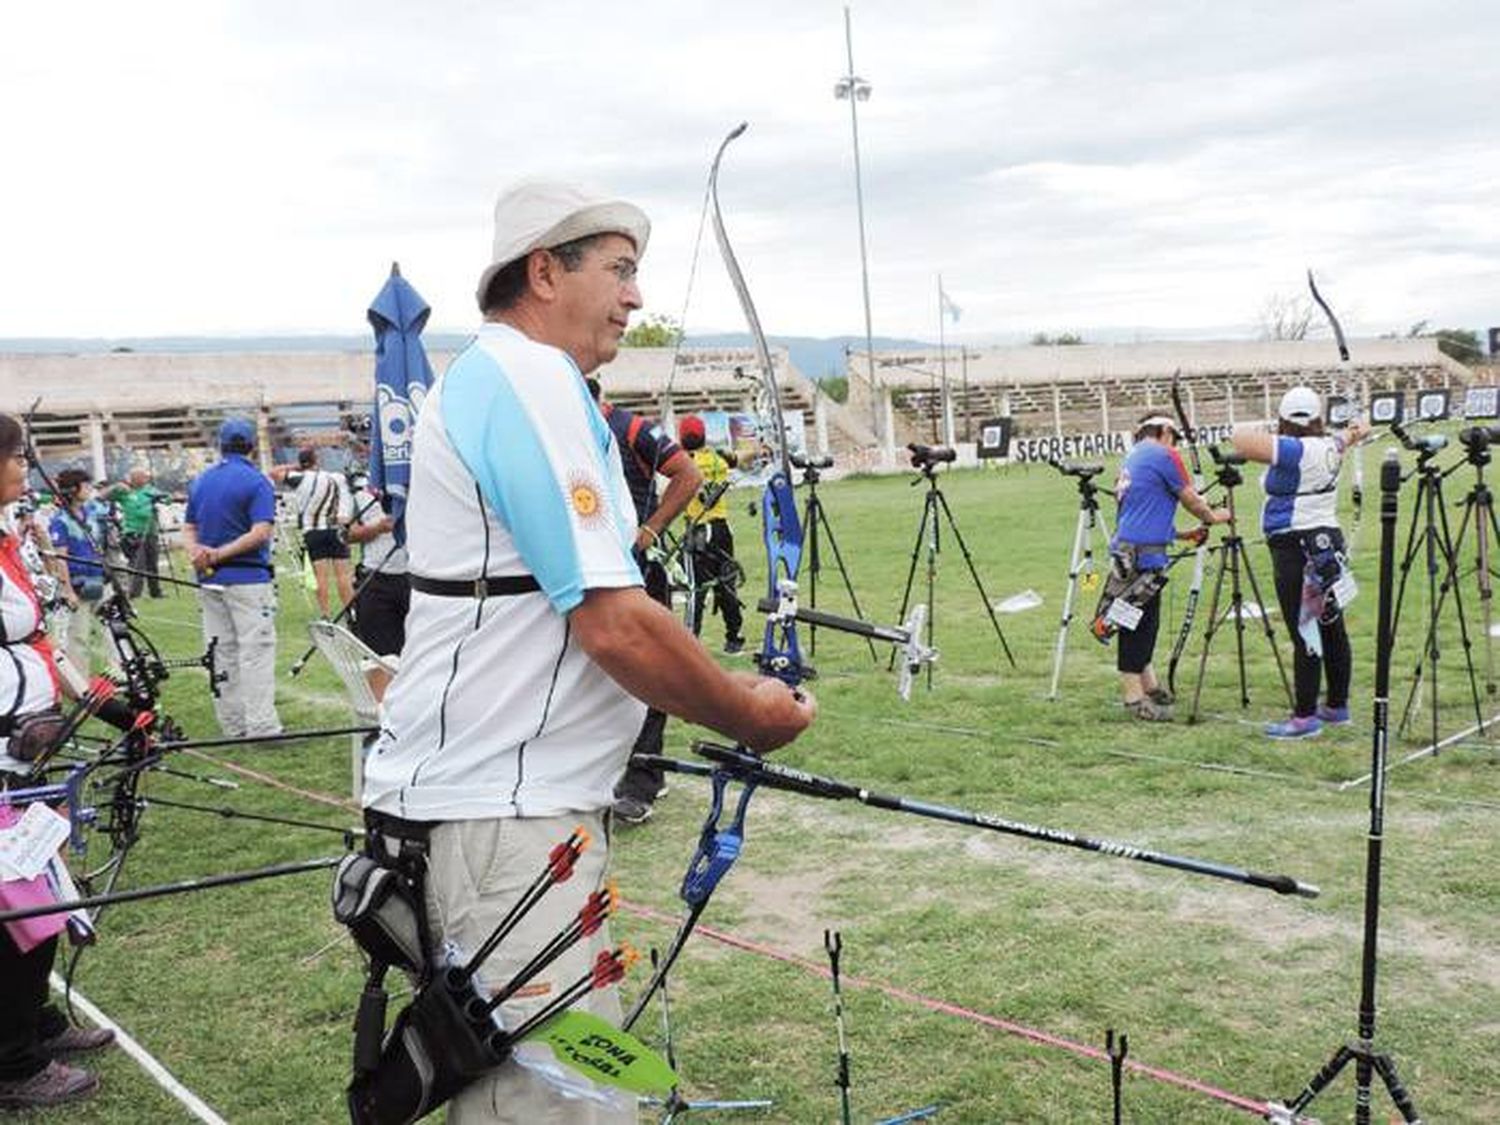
[{"xmin": 182, "ymin": 418, "xmax": 282, "ymax": 737}]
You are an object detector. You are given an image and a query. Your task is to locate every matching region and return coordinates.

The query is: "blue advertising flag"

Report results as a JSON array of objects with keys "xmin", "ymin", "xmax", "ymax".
[{"xmin": 366, "ymin": 263, "xmax": 434, "ymax": 544}]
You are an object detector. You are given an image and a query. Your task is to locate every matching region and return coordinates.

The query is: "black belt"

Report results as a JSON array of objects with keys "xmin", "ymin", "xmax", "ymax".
[
  {"xmin": 363, "ymin": 808, "xmax": 435, "ymax": 867},
  {"xmin": 407, "ymin": 574, "xmax": 540, "ymax": 598}
]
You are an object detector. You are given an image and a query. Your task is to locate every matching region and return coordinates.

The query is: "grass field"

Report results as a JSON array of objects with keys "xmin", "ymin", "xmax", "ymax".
[{"xmin": 18, "ymin": 447, "xmax": 1500, "ymax": 1123}]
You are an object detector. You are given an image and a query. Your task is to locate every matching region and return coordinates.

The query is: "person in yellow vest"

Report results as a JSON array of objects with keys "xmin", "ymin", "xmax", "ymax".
[{"xmin": 679, "ymin": 415, "xmax": 745, "ymax": 654}]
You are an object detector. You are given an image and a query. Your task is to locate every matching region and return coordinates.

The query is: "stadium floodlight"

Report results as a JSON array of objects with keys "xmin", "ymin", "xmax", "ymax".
[{"xmin": 833, "ymin": 5, "xmax": 881, "ymax": 439}]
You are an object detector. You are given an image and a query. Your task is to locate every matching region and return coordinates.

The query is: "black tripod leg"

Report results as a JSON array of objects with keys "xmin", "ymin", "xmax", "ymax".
[
  {"xmin": 810, "ymin": 494, "xmax": 879, "ymax": 663},
  {"xmin": 1370, "ymin": 1051, "xmax": 1424, "ymax": 1123},
  {"xmin": 804, "ymin": 494, "xmax": 821, "ymax": 658},
  {"xmin": 1238, "ymin": 544, "xmax": 1293, "ymax": 710},
  {"xmin": 1390, "ymin": 482, "xmax": 1426, "ymax": 645},
  {"xmin": 1189, "ymin": 547, "xmax": 1231, "ymax": 724},
  {"xmin": 934, "ymin": 489, "xmax": 1015, "ymax": 668},
  {"xmin": 1287, "ymin": 1043, "xmax": 1355, "ymax": 1114},
  {"xmin": 1433, "ymin": 490, "xmax": 1487, "ymax": 734},
  {"xmin": 1225, "ymin": 542, "xmax": 1252, "ymax": 709},
  {"xmin": 1483, "ymin": 491, "xmax": 1500, "ymax": 699}
]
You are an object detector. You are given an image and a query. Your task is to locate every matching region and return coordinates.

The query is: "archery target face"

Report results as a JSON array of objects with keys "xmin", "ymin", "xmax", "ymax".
[
  {"xmin": 1464, "ymin": 386, "xmax": 1499, "ymax": 420},
  {"xmin": 1417, "ymin": 389, "xmax": 1450, "ymax": 421},
  {"xmin": 1369, "ymin": 393, "xmax": 1404, "ymax": 425}
]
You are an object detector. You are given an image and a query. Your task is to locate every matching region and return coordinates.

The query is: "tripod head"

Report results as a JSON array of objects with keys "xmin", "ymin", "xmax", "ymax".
[
  {"xmin": 1390, "ymin": 422, "xmax": 1449, "ymax": 470},
  {"xmin": 1457, "ymin": 425, "xmax": 1500, "ymax": 469},
  {"xmin": 907, "ymin": 443, "xmax": 956, "ymax": 483},
  {"xmin": 1046, "ymin": 458, "xmax": 1108, "ymax": 503},
  {"xmin": 791, "ymin": 451, "xmax": 834, "ymax": 485}
]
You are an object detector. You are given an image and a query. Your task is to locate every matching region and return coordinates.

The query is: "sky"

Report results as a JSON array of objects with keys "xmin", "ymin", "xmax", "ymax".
[{"xmin": 1, "ymin": 1, "xmax": 1496, "ymax": 346}]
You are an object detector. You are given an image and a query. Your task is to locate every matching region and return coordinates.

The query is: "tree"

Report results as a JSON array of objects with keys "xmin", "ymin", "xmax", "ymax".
[
  {"xmin": 1030, "ymin": 332, "xmax": 1084, "ymax": 346},
  {"xmin": 1256, "ymin": 293, "xmax": 1315, "ymax": 341},
  {"xmin": 820, "ymin": 375, "xmax": 849, "ymax": 403},
  {"xmin": 1433, "ymin": 328, "xmax": 1482, "ymax": 366},
  {"xmin": 621, "ymin": 314, "xmax": 683, "ymax": 348}
]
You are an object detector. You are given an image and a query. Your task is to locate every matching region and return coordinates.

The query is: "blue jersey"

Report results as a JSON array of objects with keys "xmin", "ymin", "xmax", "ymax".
[
  {"xmin": 1112, "ymin": 439, "xmax": 1190, "ymax": 569},
  {"xmin": 185, "ymin": 455, "xmax": 276, "ymax": 585},
  {"xmin": 1261, "ymin": 434, "xmax": 1345, "ymax": 539},
  {"xmin": 49, "ymin": 508, "xmax": 103, "ymax": 587}
]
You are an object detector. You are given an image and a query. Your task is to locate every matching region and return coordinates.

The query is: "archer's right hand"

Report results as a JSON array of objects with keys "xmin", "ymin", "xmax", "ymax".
[{"xmin": 739, "ymin": 675, "xmax": 817, "ymax": 755}]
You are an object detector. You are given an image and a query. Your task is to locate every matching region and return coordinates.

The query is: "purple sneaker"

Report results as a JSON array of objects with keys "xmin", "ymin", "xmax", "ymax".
[
  {"xmin": 1266, "ymin": 715, "xmax": 1323, "ymax": 740},
  {"xmin": 1316, "ymin": 704, "xmax": 1351, "ymax": 725}
]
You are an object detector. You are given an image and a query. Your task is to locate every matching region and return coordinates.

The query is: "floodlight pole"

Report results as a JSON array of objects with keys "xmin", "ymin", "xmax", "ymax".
[{"xmin": 835, "ymin": 5, "xmax": 880, "ymax": 442}]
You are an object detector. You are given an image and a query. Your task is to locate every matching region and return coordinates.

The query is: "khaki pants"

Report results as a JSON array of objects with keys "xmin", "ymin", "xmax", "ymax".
[
  {"xmin": 424, "ymin": 812, "xmax": 635, "ymax": 1125},
  {"xmin": 198, "ymin": 583, "xmax": 281, "ymax": 738}
]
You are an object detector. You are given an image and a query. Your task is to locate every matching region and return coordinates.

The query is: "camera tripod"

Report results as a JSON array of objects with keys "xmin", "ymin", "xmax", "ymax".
[
  {"xmin": 1046, "ymin": 460, "xmax": 1111, "ymax": 700},
  {"xmin": 891, "ymin": 457, "xmax": 1015, "ymax": 689},
  {"xmin": 797, "ymin": 455, "xmax": 877, "ymax": 661},
  {"xmin": 1275, "ymin": 450, "xmax": 1423, "ymax": 1125},
  {"xmin": 1187, "ymin": 452, "xmax": 1292, "ymax": 723},
  {"xmin": 1389, "ymin": 428, "xmax": 1487, "ymax": 745}
]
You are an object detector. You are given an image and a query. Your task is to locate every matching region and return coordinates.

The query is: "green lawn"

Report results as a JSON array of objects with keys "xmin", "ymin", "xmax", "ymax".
[{"xmin": 22, "ymin": 449, "xmax": 1500, "ymax": 1123}]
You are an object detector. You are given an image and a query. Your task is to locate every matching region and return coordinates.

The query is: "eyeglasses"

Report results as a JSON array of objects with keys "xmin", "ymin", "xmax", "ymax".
[{"xmin": 602, "ymin": 257, "xmax": 639, "ymax": 285}]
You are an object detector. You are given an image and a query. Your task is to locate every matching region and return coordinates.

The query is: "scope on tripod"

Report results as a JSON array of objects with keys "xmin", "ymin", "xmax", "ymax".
[
  {"xmin": 791, "ymin": 453, "xmax": 835, "ymax": 470},
  {"xmin": 1049, "ymin": 459, "xmax": 1103, "ymax": 481},
  {"xmin": 1391, "ymin": 422, "xmax": 1448, "ymax": 454},
  {"xmin": 1458, "ymin": 425, "xmax": 1500, "ymax": 449},
  {"xmin": 907, "ymin": 443, "xmax": 957, "ymax": 468}
]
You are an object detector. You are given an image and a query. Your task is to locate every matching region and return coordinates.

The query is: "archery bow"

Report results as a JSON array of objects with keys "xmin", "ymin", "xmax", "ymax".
[
  {"xmin": 623, "ymin": 122, "xmax": 808, "ymax": 1029},
  {"xmin": 1166, "ymin": 370, "xmax": 1208, "ymax": 695},
  {"xmin": 1307, "ymin": 269, "xmax": 1365, "ymax": 529}
]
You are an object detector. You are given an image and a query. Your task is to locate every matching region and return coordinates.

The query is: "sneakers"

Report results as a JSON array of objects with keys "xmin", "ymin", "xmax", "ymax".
[
  {"xmin": 1266, "ymin": 715, "xmax": 1323, "ymax": 740},
  {"xmin": 611, "ymin": 795, "xmax": 653, "ymax": 825},
  {"xmin": 1125, "ymin": 697, "xmax": 1173, "ymax": 723},
  {"xmin": 0, "ymin": 1061, "xmax": 99, "ymax": 1108},
  {"xmin": 43, "ymin": 1025, "xmax": 115, "ymax": 1057},
  {"xmin": 722, "ymin": 637, "xmax": 745, "ymax": 655},
  {"xmin": 1316, "ymin": 703, "xmax": 1352, "ymax": 725}
]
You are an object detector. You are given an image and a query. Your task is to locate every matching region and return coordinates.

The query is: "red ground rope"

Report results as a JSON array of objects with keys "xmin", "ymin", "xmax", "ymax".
[{"xmin": 177, "ymin": 756, "xmax": 1283, "ymax": 1119}]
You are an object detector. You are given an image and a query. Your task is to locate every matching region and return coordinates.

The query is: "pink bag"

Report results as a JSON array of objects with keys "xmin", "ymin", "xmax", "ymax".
[{"xmin": 0, "ymin": 803, "xmax": 69, "ymax": 953}]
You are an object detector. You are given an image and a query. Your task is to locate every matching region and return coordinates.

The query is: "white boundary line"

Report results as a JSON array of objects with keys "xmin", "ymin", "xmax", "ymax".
[
  {"xmin": 48, "ymin": 973, "xmax": 228, "ymax": 1125},
  {"xmin": 1337, "ymin": 710, "xmax": 1500, "ymax": 789}
]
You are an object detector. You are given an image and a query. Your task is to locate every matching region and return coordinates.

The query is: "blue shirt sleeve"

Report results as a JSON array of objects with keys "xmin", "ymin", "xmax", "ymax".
[
  {"xmin": 185, "ymin": 477, "xmax": 201, "ymax": 525},
  {"xmin": 443, "ymin": 350, "xmax": 639, "ymax": 615}
]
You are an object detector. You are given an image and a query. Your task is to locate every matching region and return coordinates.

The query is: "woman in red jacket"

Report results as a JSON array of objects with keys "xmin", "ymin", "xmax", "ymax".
[{"xmin": 0, "ymin": 414, "xmax": 115, "ymax": 1110}]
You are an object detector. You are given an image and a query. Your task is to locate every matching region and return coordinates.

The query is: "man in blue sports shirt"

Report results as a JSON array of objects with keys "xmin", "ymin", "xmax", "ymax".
[
  {"xmin": 1107, "ymin": 415, "xmax": 1227, "ymax": 721},
  {"xmin": 362, "ymin": 180, "xmax": 815, "ymax": 1123},
  {"xmin": 182, "ymin": 418, "xmax": 281, "ymax": 738}
]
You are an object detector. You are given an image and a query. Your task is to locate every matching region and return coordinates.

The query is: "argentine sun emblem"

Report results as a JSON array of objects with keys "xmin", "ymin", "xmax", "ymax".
[{"xmin": 568, "ymin": 471, "xmax": 606, "ymax": 527}]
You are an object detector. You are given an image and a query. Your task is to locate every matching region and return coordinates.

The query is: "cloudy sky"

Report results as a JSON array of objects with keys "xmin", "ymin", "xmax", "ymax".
[{"xmin": 2, "ymin": 1, "xmax": 1495, "ymax": 345}]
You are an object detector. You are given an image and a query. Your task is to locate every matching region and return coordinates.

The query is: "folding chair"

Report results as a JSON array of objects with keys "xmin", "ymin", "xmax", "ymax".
[{"xmin": 306, "ymin": 620, "xmax": 398, "ymax": 801}]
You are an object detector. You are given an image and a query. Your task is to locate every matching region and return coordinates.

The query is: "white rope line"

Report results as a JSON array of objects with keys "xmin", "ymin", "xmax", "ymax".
[
  {"xmin": 47, "ymin": 973, "xmax": 229, "ymax": 1125},
  {"xmin": 1337, "ymin": 709, "xmax": 1500, "ymax": 790}
]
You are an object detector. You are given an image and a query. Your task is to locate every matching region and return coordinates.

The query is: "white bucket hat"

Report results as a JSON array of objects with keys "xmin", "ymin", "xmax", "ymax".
[
  {"xmin": 1278, "ymin": 386, "xmax": 1322, "ymax": 424},
  {"xmin": 476, "ymin": 180, "xmax": 650, "ymax": 309}
]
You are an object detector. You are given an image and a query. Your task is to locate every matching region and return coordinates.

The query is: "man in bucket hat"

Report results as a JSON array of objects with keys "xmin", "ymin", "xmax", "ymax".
[{"xmin": 362, "ymin": 181, "xmax": 816, "ymax": 1123}]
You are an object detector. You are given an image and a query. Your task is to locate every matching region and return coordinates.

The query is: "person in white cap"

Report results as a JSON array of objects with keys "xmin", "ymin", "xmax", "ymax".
[
  {"xmin": 1100, "ymin": 415, "xmax": 1229, "ymax": 720},
  {"xmin": 1232, "ymin": 386, "xmax": 1370, "ymax": 739},
  {"xmin": 361, "ymin": 180, "xmax": 815, "ymax": 1123}
]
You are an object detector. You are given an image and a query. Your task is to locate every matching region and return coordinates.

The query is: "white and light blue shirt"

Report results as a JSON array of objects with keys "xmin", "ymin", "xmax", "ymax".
[
  {"xmin": 1261, "ymin": 434, "xmax": 1347, "ymax": 539},
  {"xmin": 363, "ymin": 322, "xmax": 645, "ymax": 821}
]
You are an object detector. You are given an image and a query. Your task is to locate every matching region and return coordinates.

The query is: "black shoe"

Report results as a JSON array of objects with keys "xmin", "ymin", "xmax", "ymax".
[
  {"xmin": 612, "ymin": 796, "xmax": 653, "ymax": 825},
  {"xmin": 722, "ymin": 637, "xmax": 745, "ymax": 655}
]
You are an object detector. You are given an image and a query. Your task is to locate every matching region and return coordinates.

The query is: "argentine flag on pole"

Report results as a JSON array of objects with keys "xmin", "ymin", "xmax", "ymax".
[{"xmin": 940, "ymin": 283, "xmax": 962, "ymax": 323}]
